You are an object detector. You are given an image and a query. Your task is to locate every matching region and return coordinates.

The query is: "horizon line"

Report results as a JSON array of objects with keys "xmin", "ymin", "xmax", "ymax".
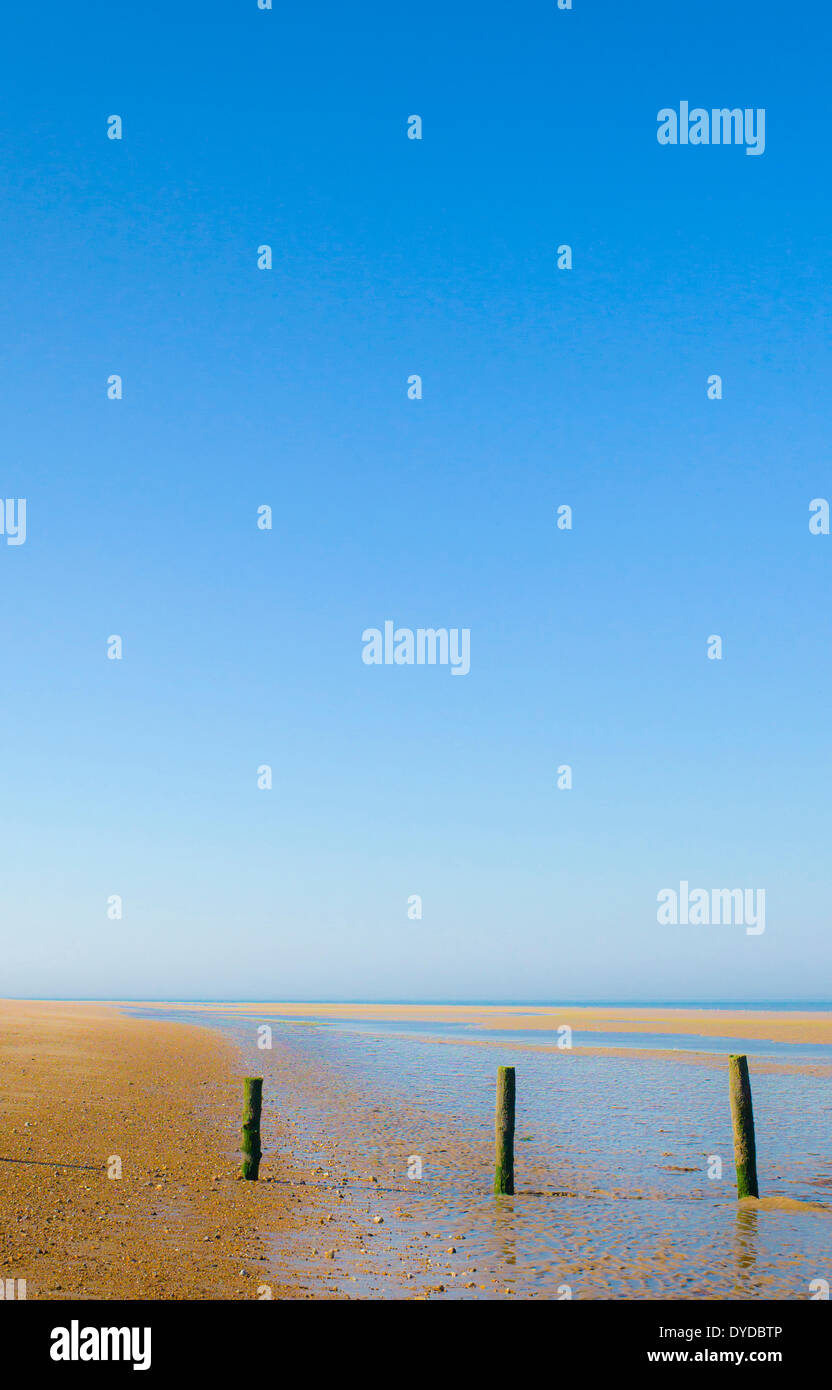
[{"xmin": 4, "ymin": 996, "xmax": 832, "ymax": 1009}]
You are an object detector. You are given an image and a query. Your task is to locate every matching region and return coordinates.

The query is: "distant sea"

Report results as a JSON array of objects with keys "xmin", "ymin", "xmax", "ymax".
[{"xmin": 36, "ymin": 998, "xmax": 832, "ymax": 1010}]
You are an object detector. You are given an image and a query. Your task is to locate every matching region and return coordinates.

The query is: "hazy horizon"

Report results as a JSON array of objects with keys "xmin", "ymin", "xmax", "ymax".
[{"xmin": 6, "ymin": 996, "xmax": 832, "ymax": 1009}]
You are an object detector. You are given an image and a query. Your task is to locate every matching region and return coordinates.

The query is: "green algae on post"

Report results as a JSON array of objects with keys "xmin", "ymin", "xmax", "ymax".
[
  {"xmin": 241, "ymin": 1076, "xmax": 263, "ymax": 1180},
  {"xmin": 494, "ymin": 1065, "xmax": 516, "ymax": 1195},
  {"xmin": 728, "ymin": 1055, "xmax": 759, "ymax": 1199}
]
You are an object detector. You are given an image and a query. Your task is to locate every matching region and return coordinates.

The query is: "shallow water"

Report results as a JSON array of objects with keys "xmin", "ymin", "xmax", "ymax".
[
  {"xmin": 254, "ymin": 1013, "xmax": 832, "ymax": 1061},
  {"xmin": 133, "ymin": 1006, "xmax": 832, "ymax": 1299}
]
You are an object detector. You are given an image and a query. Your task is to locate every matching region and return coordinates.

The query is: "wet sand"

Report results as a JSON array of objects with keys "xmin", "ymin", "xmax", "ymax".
[
  {"xmin": 411, "ymin": 1033, "xmax": 832, "ymax": 1078},
  {"xmin": 117, "ymin": 1001, "xmax": 832, "ymax": 1048},
  {"xmin": 146, "ymin": 1004, "xmax": 831, "ymax": 1299},
  {"xmin": 0, "ymin": 1001, "xmax": 321, "ymax": 1299},
  {"xmin": 0, "ymin": 1000, "xmax": 476, "ymax": 1301}
]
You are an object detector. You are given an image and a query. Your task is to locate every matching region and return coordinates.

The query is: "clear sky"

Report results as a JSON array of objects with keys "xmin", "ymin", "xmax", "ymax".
[{"xmin": 1, "ymin": 1, "xmax": 830, "ymax": 1001}]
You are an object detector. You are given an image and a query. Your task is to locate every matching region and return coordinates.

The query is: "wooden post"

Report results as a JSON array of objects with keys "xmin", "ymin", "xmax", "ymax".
[
  {"xmin": 241, "ymin": 1077, "xmax": 263, "ymax": 1180},
  {"xmin": 728, "ymin": 1054, "xmax": 759, "ymax": 1198},
  {"xmin": 494, "ymin": 1065, "xmax": 515, "ymax": 1195}
]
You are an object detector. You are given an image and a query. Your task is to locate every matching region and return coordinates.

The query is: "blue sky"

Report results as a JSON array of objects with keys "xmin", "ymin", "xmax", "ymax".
[{"xmin": 1, "ymin": 0, "xmax": 830, "ymax": 1000}]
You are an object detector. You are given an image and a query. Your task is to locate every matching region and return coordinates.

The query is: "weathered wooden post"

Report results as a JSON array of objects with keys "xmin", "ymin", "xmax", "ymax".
[
  {"xmin": 728, "ymin": 1054, "xmax": 759, "ymax": 1198},
  {"xmin": 494, "ymin": 1065, "xmax": 515, "ymax": 1195},
  {"xmin": 241, "ymin": 1077, "xmax": 263, "ymax": 1180}
]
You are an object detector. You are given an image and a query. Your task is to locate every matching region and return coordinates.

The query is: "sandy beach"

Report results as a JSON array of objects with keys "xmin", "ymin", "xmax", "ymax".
[
  {"xmin": 0, "ymin": 999, "xmax": 495, "ymax": 1301},
  {"xmin": 3, "ymin": 999, "xmax": 831, "ymax": 1300},
  {"xmin": 0, "ymin": 1001, "xmax": 325, "ymax": 1299}
]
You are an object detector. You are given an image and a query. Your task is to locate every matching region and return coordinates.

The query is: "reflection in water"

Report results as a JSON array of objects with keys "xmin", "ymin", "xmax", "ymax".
[
  {"xmin": 733, "ymin": 1204, "xmax": 759, "ymax": 1297},
  {"xmin": 493, "ymin": 1195, "xmax": 518, "ymax": 1266}
]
